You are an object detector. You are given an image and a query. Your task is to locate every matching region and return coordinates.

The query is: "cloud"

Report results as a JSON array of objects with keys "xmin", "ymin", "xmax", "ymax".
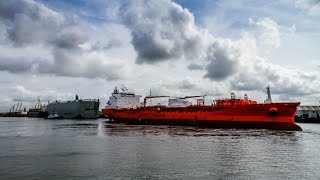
[
  {"xmin": 0, "ymin": 0, "xmax": 64, "ymax": 46},
  {"xmin": 53, "ymin": 26, "xmax": 88, "ymax": 49},
  {"xmin": 149, "ymin": 77, "xmax": 228, "ymax": 98},
  {"xmin": 0, "ymin": 0, "xmax": 319, "ymax": 106},
  {"xmin": 295, "ymin": 0, "xmax": 320, "ymax": 15},
  {"xmin": 123, "ymin": 0, "xmax": 211, "ymax": 64},
  {"xmin": 249, "ymin": 17, "xmax": 281, "ymax": 55},
  {"xmin": 204, "ymin": 39, "xmax": 241, "ymax": 81},
  {"xmin": 48, "ymin": 49, "xmax": 127, "ymax": 80},
  {"xmin": 91, "ymin": 39, "xmax": 123, "ymax": 51},
  {"xmin": 11, "ymin": 85, "xmax": 75, "ymax": 103},
  {"xmin": 230, "ymin": 57, "xmax": 319, "ymax": 97},
  {"xmin": 187, "ymin": 63, "xmax": 203, "ymax": 70},
  {"xmin": 0, "ymin": 0, "xmax": 128, "ymax": 80}
]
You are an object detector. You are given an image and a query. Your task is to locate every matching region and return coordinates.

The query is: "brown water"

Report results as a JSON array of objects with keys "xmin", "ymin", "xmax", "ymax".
[{"xmin": 0, "ymin": 117, "xmax": 319, "ymax": 179}]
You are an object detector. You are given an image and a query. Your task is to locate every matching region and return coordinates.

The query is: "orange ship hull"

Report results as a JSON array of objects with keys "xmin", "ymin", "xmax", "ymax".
[{"xmin": 102, "ymin": 102, "xmax": 301, "ymax": 131}]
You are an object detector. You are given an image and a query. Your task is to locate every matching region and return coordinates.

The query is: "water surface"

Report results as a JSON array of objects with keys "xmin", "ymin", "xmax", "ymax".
[{"xmin": 0, "ymin": 117, "xmax": 319, "ymax": 179}]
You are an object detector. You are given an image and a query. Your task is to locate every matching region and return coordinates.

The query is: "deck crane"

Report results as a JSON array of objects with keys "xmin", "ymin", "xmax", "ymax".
[
  {"xmin": 183, "ymin": 95, "xmax": 207, "ymax": 105},
  {"xmin": 143, "ymin": 96, "xmax": 170, "ymax": 107}
]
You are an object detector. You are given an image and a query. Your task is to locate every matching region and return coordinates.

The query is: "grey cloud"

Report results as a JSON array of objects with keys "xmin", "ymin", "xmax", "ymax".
[
  {"xmin": 123, "ymin": 0, "xmax": 240, "ymax": 81},
  {"xmin": 123, "ymin": 0, "xmax": 210, "ymax": 64},
  {"xmin": 8, "ymin": 13, "xmax": 45, "ymax": 45},
  {"xmin": 53, "ymin": 27, "xmax": 88, "ymax": 49},
  {"xmin": 91, "ymin": 39, "xmax": 123, "ymax": 51},
  {"xmin": 230, "ymin": 73, "xmax": 265, "ymax": 91},
  {"xmin": 0, "ymin": 57, "xmax": 33, "ymax": 73},
  {"xmin": 0, "ymin": 0, "xmax": 126, "ymax": 80},
  {"xmin": 178, "ymin": 79, "xmax": 195, "ymax": 89},
  {"xmin": 42, "ymin": 48, "xmax": 123, "ymax": 80},
  {"xmin": 1, "ymin": 0, "xmax": 64, "ymax": 46},
  {"xmin": 204, "ymin": 43, "xmax": 239, "ymax": 81},
  {"xmin": 187, "ymin": 63, "xmax": 203, "ymax": 70},
  {"xmin": 0, "ymin": 0, "xmax": 31, "ymax": 20},
  {"xmin": 0, "ymin": 0, "xmax": 63, "ymax": 21},
  {"xmin": 131, "ymin": 31, "xmax": 174, "ymax": 64},
  {"xmin": 204, "ymin": 56, "xmax": 238, "ymax": 81}
]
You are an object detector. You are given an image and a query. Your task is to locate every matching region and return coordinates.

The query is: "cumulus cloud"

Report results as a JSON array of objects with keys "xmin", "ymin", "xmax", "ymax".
[
  {"xmin": 249, "ymin": 17, "xmax": 281, "ymax": 55},
  {"xmin": 0, "ymin": 0, "xmax": 64, "ymax": 45},
  {"xmin": 204, "ymin": 40, "xmax": 241, "ymax": 81},
  {"xmin": 123, "ymin": 0, "xmax": 245, "ymax": 82},
  {"xmin": 121, "ymin": 0, "xmax": 320, "ymax": 99},
  {"xmin": 0, "ymin": 0, "xmax": 127, "ymax": 80},
  {"xmin": 123, "ymin": 0, "xmax": 211, "ymax": 64},
  {"xmin": 230, "ymin": 56, "xmax": 319, "ymax": 97}
]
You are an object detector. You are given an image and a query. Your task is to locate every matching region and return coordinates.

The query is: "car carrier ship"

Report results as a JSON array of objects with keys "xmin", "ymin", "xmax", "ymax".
[
  {"xmin": 46, "ymin": 95, "xmax": 100, "ymax": 119},
  {"xmin": 102, "ymin": 86, "xmax": 301, "ymax": 131}
]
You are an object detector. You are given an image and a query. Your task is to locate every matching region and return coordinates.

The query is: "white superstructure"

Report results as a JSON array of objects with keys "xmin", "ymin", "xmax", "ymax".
[
  {"xmin": 107, "ymin": 87, "xmax": 141, "ymax": 108},
  {"xmin": 168, "ymin": 97, "xmax": 191, "ymax": 107}
]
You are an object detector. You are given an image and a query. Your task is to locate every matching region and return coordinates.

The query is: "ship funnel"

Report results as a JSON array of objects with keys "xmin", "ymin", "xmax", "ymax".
[
  {"xmin": 244, "ymin": 94, "xmax": 248, "ymax": 100},
  {"xmin": 231, "ymin": 93, "xmax": 236, "ymax": 99}
]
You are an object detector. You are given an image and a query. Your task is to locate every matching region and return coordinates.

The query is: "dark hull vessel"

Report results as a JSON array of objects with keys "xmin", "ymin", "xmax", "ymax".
[{"xmin": 27, "ymin": 109, "xmax": 49, "ymax": 118}]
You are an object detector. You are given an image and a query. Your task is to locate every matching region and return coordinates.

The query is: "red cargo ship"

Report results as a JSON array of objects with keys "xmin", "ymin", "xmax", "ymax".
[{"xmin": 102, "ymin": 86, "xmax": 301, "ymax": 131}]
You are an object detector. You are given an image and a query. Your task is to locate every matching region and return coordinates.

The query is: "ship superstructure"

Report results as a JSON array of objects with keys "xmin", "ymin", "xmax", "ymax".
[{"xmin": 107, "ymin": 87, "xmax": 141, "ymax": 108}]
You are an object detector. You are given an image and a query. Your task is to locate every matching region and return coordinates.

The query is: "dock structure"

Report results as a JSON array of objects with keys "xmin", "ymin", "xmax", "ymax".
[{"xmin": 295, "ymin": 106, "xmax": 320, "ymax": 123}]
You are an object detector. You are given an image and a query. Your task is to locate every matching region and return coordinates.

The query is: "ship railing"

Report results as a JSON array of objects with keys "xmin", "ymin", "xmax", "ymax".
[
  {"xmin": 105, "ymin": 105, "xmax": 140, "ymax": 110},
  {"xmin": 49, "ymin": 99, "xmax": 100, "ymax": 103}
]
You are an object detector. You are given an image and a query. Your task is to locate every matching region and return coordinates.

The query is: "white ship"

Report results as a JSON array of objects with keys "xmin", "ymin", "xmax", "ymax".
[{"xmin": 46, "ymin": 95, "xmax": 100, "ymax": 119}]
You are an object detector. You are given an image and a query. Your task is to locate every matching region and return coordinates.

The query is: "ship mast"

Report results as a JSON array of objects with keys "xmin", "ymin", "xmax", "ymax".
[
  {"xmin": 265, "ymin": 85, "xmax": 273, "ymax": 103},
  {"xmin": 149, "ymin": 89, "xmax": 152, "ymax": 106}
]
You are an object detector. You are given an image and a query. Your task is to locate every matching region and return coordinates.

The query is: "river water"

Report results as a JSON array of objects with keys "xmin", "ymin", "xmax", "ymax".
[{"xmin": 0, "ymin": 117, "xmax": 319, "ymax": 179}]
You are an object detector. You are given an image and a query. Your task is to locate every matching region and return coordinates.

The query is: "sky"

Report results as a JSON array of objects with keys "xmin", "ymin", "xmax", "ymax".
[{"xmin": 0, "ymin": 0, "xmax": 319, "ymax": 111}]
